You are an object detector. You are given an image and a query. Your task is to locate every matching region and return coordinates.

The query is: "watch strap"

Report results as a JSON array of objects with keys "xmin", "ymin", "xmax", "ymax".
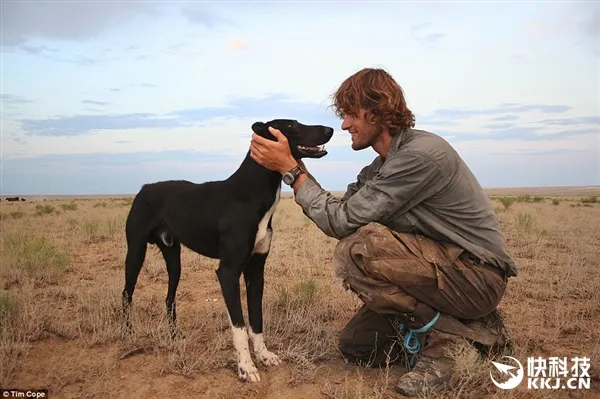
[{"xmin": 283, "ymin": 165, "xmax": 304, "ymax": 185}]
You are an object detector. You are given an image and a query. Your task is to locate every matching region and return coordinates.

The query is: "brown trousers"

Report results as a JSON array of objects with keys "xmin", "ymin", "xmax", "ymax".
[{"xmin": 334, "ymin": 223, "xmax": 509, "ymax": 366}]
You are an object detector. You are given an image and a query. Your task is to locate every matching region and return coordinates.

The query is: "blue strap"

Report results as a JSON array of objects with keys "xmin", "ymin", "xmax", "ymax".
[{"xmin": 398, "ymin": 311, "xmax": 440, "ymax": 367}]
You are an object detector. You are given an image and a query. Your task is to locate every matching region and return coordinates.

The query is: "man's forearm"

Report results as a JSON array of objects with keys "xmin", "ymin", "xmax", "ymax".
[
  {"xmin": 292, "ymin": 172, "xmax": 309, "ymax": 194},
  {"xmin": 289, "ymin": 162, "xmax": 318, "ymax": 194}
]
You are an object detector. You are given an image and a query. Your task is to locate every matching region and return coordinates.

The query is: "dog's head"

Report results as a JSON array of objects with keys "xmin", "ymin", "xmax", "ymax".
[{"xmin": 251, "ymin": 119, "xmax": 334, "ymax": 159}]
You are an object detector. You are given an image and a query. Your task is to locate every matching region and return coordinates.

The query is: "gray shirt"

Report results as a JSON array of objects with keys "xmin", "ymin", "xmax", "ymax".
[{"xmin": 295, "ymin": 128, "xmax": 518, "ymax": 277}]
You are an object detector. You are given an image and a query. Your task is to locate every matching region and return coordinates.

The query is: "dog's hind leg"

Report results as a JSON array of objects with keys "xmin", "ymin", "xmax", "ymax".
[
  {"xmin": 215, "ymin": 245, "xmax": 261, "ymax": 383},
  {"xmin": 243, "ymin": 253, "xmax": 282, "ymax": 367},
  {"xmin": 122, "ymin": 239, "xmax": 147, "ymax": 332},
  {"xmin": 156, "ymin": 236, "xmax": 182, "ymax": 338},
  {"xmin": 122, "ymin": 195, "xmax": 153, "ymax": 332}
]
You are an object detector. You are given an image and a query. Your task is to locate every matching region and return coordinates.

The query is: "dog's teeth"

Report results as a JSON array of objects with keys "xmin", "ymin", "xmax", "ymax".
[{"xmin": 298, "ymin": 144, "xmax": 326, "ymax": 151}]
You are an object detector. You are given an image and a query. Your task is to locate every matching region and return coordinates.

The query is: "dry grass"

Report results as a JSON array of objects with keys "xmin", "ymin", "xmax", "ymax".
[{"xmin": 1, "ymin": 190, "xmax": 599, "ymax": 398}]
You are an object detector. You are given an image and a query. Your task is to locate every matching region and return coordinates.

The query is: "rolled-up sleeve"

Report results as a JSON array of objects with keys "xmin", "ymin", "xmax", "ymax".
[{"xmin": 294, "ymin": 152, "xmax": 442, "ymax": 239}]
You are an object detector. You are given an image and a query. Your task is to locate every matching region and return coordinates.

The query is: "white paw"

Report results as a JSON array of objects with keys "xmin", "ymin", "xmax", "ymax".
[
  {"xmin": 238, "ymin": 360, "xmax": 261, "ymax": 382},
  {"xmin": 257, "ymin": 350, "xmax": 282, "ymax": 367}
]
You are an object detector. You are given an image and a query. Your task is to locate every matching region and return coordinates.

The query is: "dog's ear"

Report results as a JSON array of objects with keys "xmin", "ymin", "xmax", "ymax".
[{"xmin": 251, "ymin": 121, "xmax": 267, "ymax": 134}]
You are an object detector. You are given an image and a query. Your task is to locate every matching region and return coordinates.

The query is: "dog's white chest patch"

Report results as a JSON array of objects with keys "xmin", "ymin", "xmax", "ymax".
[{"xmin": 253, "ymin": 186, "xmax": 281, "ymax": 255}]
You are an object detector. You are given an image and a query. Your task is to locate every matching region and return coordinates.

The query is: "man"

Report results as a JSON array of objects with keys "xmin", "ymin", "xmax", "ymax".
[{"xmin": 249, "ymin": 67, "xmax": 517, "ymax": 396}]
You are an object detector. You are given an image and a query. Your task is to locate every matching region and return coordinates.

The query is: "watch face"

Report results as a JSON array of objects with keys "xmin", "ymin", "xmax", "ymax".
[{"xmin": 283, "ymin": 173, "xmax": 294, "ymax": 185}]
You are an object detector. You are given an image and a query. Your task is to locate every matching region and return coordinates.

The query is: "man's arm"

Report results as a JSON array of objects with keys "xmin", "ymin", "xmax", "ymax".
[
  {"xmin": 293, "ymin": 152, "xmax": 444, "ymax": 239},
  {"xmin": 295, "ymin": 160, "xmax": 319, "ymax": 184},
  {"xmin": 340, "ymin": 162, "xmax": 377, "ymax": 201},
  {"xmin": 293, "ymin": 161, "xmax": 375, "ymax": 201}
]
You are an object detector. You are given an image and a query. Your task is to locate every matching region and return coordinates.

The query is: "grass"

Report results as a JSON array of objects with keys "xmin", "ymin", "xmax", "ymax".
[
  {"xmin": 2, "ymin": 231, "xmax": 70, "ymax": 286},
  {"xmin": 60, "ymin": 202, "xmax": 78, "ymax": 211},
  {"xmin": 497, "ymin": 197, "xmax": 517, "ymax": 211},
  {"xmin": 1, "ymin": 191, "xmax": 599, "ymax": 398},
  {"xmin": 581, "ymin": 196, "xmax": 598, "ymax": 204},
  {"xmin": 34, "ymin": 204, "xmax": 55, "ymax": 216},
  {"xmin": 515, "ymin": 212, "xmax": 533, "ymax": 231}
]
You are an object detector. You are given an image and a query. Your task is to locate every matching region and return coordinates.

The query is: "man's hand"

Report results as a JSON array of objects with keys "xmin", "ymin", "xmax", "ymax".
[{"xmin": 250, "ymin": 127, "xmax": 298, "ymax": 174}]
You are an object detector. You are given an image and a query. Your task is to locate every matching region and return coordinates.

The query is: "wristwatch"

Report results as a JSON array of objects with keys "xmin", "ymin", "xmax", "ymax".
[{"xmin": 282, "ymin": 165, "xmax": 304, "ymax": 186}]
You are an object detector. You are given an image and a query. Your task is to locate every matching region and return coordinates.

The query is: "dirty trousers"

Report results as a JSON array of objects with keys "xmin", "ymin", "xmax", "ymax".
[{"xmin": 333, "ymin": 223, "xmax": 508, "ymax": 366}]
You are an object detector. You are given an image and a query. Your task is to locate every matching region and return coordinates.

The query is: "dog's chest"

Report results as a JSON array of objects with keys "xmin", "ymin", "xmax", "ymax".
[{"xmin": 253, "ymin": 187, "xmax": 281, "ymax": 255}]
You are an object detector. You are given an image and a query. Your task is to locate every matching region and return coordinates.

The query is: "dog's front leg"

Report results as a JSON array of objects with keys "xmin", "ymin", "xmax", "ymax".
[
  {"xmin": 244, "ymin": 253, "xmax": 282, "ymax": 367},
  {"xmin": 216, "ymin": 262, "xmax": 261, "ymax": 383}
]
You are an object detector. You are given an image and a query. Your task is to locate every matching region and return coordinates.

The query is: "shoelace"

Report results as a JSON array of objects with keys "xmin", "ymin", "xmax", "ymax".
[{"xmin": 398, "ymin": 311, "xmax": 441, "ymax": 367}]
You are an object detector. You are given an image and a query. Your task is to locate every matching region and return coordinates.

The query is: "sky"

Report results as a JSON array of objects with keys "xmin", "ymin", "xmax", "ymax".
[{"xmin": 1, "ymin": 0, "xmax": 599, "ymax": 195}]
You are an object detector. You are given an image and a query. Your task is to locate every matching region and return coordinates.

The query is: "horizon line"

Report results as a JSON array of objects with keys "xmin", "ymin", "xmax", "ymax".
[{"xmin": 2, "ymin": 184, "xmax": 599, "ymax": 199}]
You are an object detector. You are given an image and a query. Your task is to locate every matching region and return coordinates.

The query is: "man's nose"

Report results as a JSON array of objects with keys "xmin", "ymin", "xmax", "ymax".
[{"xmin": 341, "ymin": 115, "xmax": 352, "ymax": 130}]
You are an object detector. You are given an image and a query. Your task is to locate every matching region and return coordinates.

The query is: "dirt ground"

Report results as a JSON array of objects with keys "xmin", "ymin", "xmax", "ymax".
[{"xmin": 1, "ymin": 188, "xmax": 599, "ymax": 398}]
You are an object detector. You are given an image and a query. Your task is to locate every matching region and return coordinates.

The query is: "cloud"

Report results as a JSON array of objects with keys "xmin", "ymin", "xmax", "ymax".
[
  {"xmin": 409, "ymin": 23, "xmax": 445, "ymax": 48},
  {"xmin": 416, "ymin": 104, "xmax": 588, "ymax": 137},
  {"xmin": 4, "ymin": 150, "xmax": 236, "ymax": 168},
  {"xmin": 445, "ymin": 127, "xmax": 596, "ymax": 143},
  {"xmin": 1, "ymin": 94, "xmax": 35, "ymax": 106},
  {"xmin": 523, "ymin": 2, "xmax": 599, "ymax": 52},
  {"xmin": 431, "ymin": 103, "xmax": 572, "ymax": 119},
  {"xmin": 181, "ymin": 4, "xmax": 233, "ymax": 28},
  {"xmin": 16, "ymin": 94, "xmax": 339, "ymax": 137},
  {"xmin": 82, "ymin": 100, "xmax": 110, "ymax": 106},
  {"xmin": 417, "ymin": 116, "xmax": 461, "ymax": 127},
  {"xmin": 1, "ymin": 150, "xmax": 244, "ymax": 195},
  {"xmin": 2, "ymin": 41, "xmax": 146, "ymax": 66},
  {"xmin": 19, "ymin": 113, "xmax": 181, "ymax": 137},
  {"xmin": 14, "ymin": 93, "xmax": 597, "ymax": 152},
  {"xmin": 1, "ymin": 2, "xmax": 159, "ymax": 46},
  {"xmin": 1, "ymin": 2, "xmax": 226, "ymax": 48},
  {"xmin": 490, "ymin": 115, "xmax": 518, "ymax": 122},
  {"xmin": 3, "ymin": 145, "xmax": 597, "ymax": 196},
  {"xmin": 483, "ymin": 123, "xmax": 516, "ymax": 131},
  {"xmin": 460, "ymin": 150, "xmax": 599, "ymax": 188},
  {"xmin": 2, "ymin": 43, "xmax": 108, "ymax": 66},
  {"xmin": 538, "ymin": 117, "xmax": 600, "ymax": 126},
  {"xmin": 11, "ymin": 44, "xmax": 58, "ymax": 55},
  {"xmin": 571, "ymin": 1, "xmax": 600, "ymax": 41}
]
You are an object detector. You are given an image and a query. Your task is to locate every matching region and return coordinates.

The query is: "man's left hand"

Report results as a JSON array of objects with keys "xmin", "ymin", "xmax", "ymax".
[{"xmin": 250, "ymin": 127, "xmax": 298, "ymax": 174}]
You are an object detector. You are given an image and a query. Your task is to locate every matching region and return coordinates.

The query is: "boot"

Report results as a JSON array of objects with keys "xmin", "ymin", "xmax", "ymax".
[
  {"xmin": 394, "ymin": 330, "xmax": 468, "ymax": 397},
  {"xmin": 394, "ymin": 352, "xmax": 454, "ymax": 396},
  {"xmin": 463, "ymin": 307, "xmax": 515, "ymax": 359}
]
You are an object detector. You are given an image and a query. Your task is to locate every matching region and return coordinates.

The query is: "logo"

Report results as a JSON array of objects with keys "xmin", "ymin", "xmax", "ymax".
[
  {"xmin": 489, "ymin": 356, "xmax": 591, "ymax": 390},
  {"xmin": 490, "ymin": 356, "xmax": 524, "ymax": 390}
]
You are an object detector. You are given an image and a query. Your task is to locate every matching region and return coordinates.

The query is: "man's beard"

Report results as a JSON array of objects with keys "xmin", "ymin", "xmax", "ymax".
[{"xmin": 352, "ymin": 125, "xmax": 383, "ymax": 151}]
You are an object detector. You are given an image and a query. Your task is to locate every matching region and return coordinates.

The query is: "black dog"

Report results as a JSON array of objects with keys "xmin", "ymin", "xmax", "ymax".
[{"xmin": 122, "ymin": 119, "xmax": 333, "ymax": 382}]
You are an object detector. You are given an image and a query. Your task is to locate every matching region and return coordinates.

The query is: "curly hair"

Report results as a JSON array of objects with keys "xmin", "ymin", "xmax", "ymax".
[{"xmin": 329, "ymin": 68, "xmax": 415, "ymax": 134}]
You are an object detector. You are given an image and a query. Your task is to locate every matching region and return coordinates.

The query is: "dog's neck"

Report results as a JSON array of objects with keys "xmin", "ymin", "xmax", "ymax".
[{"xmin": 228, "ymin": 150, "xmax": 285, "ymax": 192}]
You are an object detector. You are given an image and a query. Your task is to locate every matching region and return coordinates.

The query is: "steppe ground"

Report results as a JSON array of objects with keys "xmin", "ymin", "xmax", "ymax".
[{"xmin": 1, "ymin": 186, "xmax": 599, "ymax": 398}]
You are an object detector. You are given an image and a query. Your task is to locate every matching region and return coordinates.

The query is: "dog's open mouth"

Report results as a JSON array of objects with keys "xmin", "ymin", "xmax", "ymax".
[{"xmin": 297, "ymin": 144, "xmax": 327, "ymax": 157}]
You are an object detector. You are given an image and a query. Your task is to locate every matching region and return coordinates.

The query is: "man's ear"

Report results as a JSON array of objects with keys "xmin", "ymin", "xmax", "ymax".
[{"xmin": 251, "ymin": 121, "xmax": 266, "ymax": 134}]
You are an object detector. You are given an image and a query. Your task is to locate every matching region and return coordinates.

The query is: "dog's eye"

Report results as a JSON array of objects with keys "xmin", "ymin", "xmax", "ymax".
[{"xmin": 288, "ymin": 124, "xmax": 293, "ymax": 128}]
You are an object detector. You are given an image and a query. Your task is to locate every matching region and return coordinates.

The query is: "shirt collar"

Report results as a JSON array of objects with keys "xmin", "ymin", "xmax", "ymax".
[{"xmin": 386, "ymin": 128, "xmax": 412, "ymax": 157}]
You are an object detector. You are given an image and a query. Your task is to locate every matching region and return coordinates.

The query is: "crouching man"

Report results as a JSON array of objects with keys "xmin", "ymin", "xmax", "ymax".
[{"xmin": 249, "ymin": 67, "xmax": 517, "ymax": 396}]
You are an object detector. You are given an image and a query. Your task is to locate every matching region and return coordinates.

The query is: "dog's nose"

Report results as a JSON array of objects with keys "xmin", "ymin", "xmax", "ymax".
[{"xmin": 325, "ymin": 127, "xmax": 334, "ymax": 136}]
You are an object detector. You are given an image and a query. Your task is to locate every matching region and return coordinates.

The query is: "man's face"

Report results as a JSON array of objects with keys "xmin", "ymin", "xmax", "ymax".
[{"xmin": 340, "ymin": 108, "xmax": 383, "ymax": 151}]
